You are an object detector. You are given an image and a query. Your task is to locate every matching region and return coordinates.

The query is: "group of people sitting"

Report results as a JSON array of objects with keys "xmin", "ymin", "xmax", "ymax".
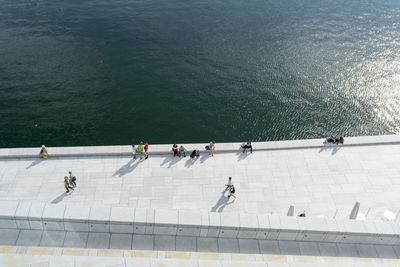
[
  {"xmin": 241, "ymin": 142, "xmax": 252, "ymax": 153},
  {"xmin": 172, "ymin": 144, "xmax": 200, "ymax": 159},
  {"xmin": 324, "ymin": 136, "xmax": 344, "ymax": 145}
]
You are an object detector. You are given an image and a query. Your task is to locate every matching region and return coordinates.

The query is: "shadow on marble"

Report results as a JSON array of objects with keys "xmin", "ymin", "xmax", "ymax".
[
  {"xmin": 236, "ymin": 151, "xmax": 250, "ymax": 161},
  {"xmin": 26, "ymin": 159, "xmax": 44, "ymax": 169},
  {"xmin": 113, "ymin": 159, "xmax": 143, "ymax": 177},
  {"xmin": 318, "ymin": 144, "xmax": 342, "ymax": 155},
  {"xmin": 211, "ymin": 192, "xmax": 229, "ymax": 212},
  {"xmin": 51, "ymin": 192, "xmax": 72, "ymax": 204},
  {"xmin": 161, "ymin": 156, "xmax": 181, "ymax": 168},
  {"xmin": 184, "ymin": 159, "xmax": 196, "ymax": 168}
]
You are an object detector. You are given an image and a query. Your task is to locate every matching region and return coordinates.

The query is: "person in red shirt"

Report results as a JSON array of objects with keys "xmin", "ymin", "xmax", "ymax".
[
  {"xmin": 144, "ymin": 141, "xmax": 149, "ymax": 159},
  {"xmin": 172, "ymin": 144, "xmax": 178, "ymax": 157}
]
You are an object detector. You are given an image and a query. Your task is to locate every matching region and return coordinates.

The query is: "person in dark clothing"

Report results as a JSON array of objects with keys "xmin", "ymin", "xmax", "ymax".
[
  {"xmin": 64, "ymin": 176, "xmax": 73, "ymax": 193},
  {"xmin": 190, "ymin": 149, "xmax": 196, "ymax": 159},
  {"xmin": 241, "ymin": 142, "xmax": 253, "ymax": 153},
  {"xmin": 172, "ymin": 144, "xmax": 178, "ymax": 157}
]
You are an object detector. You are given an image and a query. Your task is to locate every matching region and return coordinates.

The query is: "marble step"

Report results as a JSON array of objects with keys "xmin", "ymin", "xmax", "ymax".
[
  {"xmin": 1, "ymin": 252, "xmax": 398, "ymax": 267},
  {"xmin": 1, "ymin": 245, "xmax": 400, "ymax": 267}
]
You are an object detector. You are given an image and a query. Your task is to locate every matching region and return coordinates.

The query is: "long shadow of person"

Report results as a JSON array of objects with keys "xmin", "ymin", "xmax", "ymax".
[
  {"xmin": 319, "ymin": 144, "xmax": 342, "ymax": 155},
  {"xmin": 217, "ymin": 199, "xmax": 235, "ymax": 212},
  {"xmin": 184, "ymin": 159, "xmax": 195, "ymax": 168},
  {"xmin": 200, "ymin": 154, "xmax": 210, "ymax": 164},
  {"xmin": 237, "ymin": 151, "xmax": 250, "ymax": 161},
  {"xmin": 51, "ymin": 192, "xmax": 71, "ymax": 204},
  {"xmin": 211, "ymin": 192, "xmax": 228, "ymax": 212},
  {"xmin": 161, "ymin": 156, "xmax": 181, "ymax": 168},
  {"xmin": 113, "ymin": 159, "xmax": 142, "ymax": 177},
  {"xmin": 27, "ymin": 159, "xmax": 44, "ymax": 169}
]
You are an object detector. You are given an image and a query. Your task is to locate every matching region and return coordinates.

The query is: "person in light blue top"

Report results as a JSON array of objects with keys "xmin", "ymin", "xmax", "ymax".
[{"xmin": 131, "ymin": 145, "xmax": 137, "ymax": 160}]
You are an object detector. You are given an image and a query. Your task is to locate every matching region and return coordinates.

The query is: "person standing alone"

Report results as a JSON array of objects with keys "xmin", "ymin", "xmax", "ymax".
[
  {"xmin": 209, "ymin": 141, "xmax": 216, "ymax": 157},
  {"xmin": 144, "ymin": 141, "xmax": 149, "ymax": 159}
]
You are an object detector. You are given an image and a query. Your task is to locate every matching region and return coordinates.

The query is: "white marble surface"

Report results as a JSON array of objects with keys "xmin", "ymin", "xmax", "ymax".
[{"xmin": 2, "ymin": 138, "xmax": 400, "ymax": 221}]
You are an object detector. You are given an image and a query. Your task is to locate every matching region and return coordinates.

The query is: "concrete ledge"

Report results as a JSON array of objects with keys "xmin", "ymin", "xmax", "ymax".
[
  {"xmin": 1, "ymin": 134, "xmax": 400, "ymax": 159},
  {"xmin": 1, "ymin": 201, "xmax": 400, "ymax": 246}
]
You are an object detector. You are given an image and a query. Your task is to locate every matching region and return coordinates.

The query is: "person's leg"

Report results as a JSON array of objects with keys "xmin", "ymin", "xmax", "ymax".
[
  {"xmin": 178, "ymin": 151, "xmax": 181, "ymax": 157},
  {"xmin": 250, "ymin": 146, "xmax": 252, "ymax": 153}
]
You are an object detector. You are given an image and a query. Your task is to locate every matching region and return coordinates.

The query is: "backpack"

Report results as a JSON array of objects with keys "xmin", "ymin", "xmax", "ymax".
[
  {"xmin": 230, "ymin": 186, "xmax": 235, "ymax": 193},
  {"xmin": 205, "ymin": 145, "xmax": 210, "ymax": 150}
]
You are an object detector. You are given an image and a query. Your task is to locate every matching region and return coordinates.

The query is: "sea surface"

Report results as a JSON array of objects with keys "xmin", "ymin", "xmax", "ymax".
[{"xmin": 1, "ymin": 0, "xmax": 400, "ymax": 148}]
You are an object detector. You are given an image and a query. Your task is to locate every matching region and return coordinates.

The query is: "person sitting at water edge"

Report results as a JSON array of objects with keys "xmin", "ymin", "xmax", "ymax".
[
  {"xmin": 172, "ymin": 144, "xmax": 178, "ymax": 157},
  {"xmin": 340, "ymin": 136, "xmax": 344, "ymax": 144},
  {"xmin": 179, "ymin": 145, "xmax": 187, "ymax": 157},
  {"xmin": 190, "ymin": 149, "xmax": 196, "ymax": 159},
  {"xmin": 241, "ymin": 142, "xmax": 253, "ymax": 153},
  {"xmin": 337, "ymin": 136, "xmax": 344, "ymax": 145},
  {"xmin": 39, "ymin": 145, "xmax": 49, "ymax": 159},
  {"xmin": 324, "ymin": 136, "xmax": 335, "ymax": 144}
]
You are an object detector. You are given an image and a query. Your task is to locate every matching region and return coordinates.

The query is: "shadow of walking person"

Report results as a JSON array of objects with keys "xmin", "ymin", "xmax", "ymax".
[
  {"xmin": 217, "ymin": 199, "xmax": 235, "ymax": 212},
  {"xmin": 211, "ymin": 192, "xmax": 228, "ymax": 212},
  {"xmin": 51, "ymin": 192, "xmax": 70, "ymax": 204}
]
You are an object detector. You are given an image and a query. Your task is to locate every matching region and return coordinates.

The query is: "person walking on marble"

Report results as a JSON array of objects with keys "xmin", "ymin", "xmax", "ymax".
[
  {"xmin": 137, "ymin": 142, "xmax": 144, "ymax": 160},
  {"xmin": 68, "ymin": 171, "xmax": 77, "ymax": 188},
  {"xmin": 223, "ymin": 177, "xmax": 232, "ymax": 192},
  {"xmin": 64, "ymin": 176, "xmax": 74, "ymax": 193},
  {"xmin": 131, "ymin": 145, "xmax": 137, "ymax": 160},
  {"xmin": 228, "ymin": 184, "xmax": 236, "ymax": 200},
  {"xmin": 144, "ymin": 141, "xmax": 149, "ymax": 159},
  {"xmin": 39, "ymin": 145, "xmax": 49, "ymax": 159}
]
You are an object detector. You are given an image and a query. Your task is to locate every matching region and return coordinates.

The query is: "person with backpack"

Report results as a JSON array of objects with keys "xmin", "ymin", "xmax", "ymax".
[{"xmin": 228, "ymin": 184, "xmax": 236, "ymax": 200}]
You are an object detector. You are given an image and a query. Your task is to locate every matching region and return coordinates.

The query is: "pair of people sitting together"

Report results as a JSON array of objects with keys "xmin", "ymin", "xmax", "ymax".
[{"xmin": 324, "ymin": 136, "xmax": 344, "ymax": 145}]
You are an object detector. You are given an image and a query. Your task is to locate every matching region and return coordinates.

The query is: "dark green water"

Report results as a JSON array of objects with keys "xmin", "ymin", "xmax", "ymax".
[{"xmin": 1, "ymin": 0, "xmax": 400, "ymax": 148}]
